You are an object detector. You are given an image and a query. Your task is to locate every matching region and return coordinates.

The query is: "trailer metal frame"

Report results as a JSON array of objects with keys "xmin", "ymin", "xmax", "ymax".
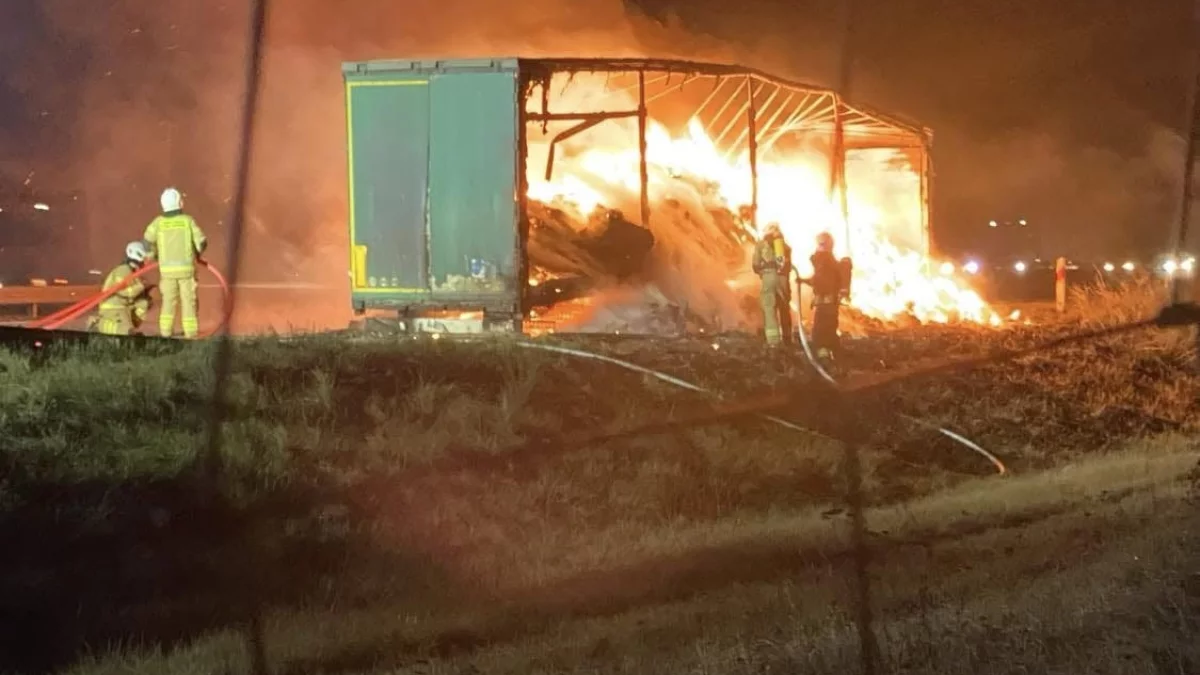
[
  {"xmin": 519, "ymin": 57, "xmax": 934, "ymax": 281},
  {"xmin": 342, "ymin": 57, "xmax": 932, "ymax": 333}
]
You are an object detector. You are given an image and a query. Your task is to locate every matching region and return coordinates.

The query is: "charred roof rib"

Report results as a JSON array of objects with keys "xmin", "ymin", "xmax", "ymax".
[{"xmin": 519, "ymin": 57, "xmax": 931, "ymax": 145}]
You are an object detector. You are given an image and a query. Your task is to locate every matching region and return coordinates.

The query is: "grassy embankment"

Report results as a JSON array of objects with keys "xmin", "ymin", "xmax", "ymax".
[{"xmin": 0, "ymin": 277, "xmax": 1197, "ymax": 674}]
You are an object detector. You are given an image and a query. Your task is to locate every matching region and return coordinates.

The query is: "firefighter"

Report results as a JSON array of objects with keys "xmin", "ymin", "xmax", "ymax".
[
  {"xmin": 752, "ymin": 222, "xmax": 794, "ymax": 346},
  {"xmin": 798, "ymin": 231, "xmax": 845, "ymax": 361},
  {"xmin": 91, "ymin": 241, "xmax": 155, "ymax": 336},
  {"xmin": 142, "ymin": 187, "xmax": 207, "ymax": 338}
]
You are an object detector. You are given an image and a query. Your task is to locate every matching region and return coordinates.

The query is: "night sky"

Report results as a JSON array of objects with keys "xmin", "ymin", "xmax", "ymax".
[
  {"xmin": 636, "ymin": 0, "xmax": 1197, "ymax": 256},
  {"xmin": 0, "ymin": 0, "xmax": 1195, "ymax": 277}
]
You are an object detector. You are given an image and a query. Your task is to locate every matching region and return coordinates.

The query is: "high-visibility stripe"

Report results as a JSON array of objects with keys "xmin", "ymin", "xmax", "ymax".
[{"xmin": 148, "ymin": 214, "xmax": 204, "ymax": 272}]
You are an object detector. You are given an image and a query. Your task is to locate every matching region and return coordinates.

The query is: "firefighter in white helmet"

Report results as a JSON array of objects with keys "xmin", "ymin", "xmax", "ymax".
[
  {"xmin": 142, "ymin": 187, "xmax": 207, "ymax": 338},
  {"xmin": 90, "ymin": 241, "xmax": 155, "ymax": 335}
]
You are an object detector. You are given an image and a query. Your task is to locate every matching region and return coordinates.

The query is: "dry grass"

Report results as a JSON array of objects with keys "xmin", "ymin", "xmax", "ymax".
[
  {"xmin": 0, "ymin": 279, "xmax": 1197, "ymax": 674},
  {"xmin": 56, "ymin": 442, "xmax": 1200, "ymax": 675}
]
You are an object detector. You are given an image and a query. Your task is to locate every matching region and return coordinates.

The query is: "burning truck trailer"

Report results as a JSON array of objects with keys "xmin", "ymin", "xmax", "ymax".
[{"xmin": 342, "ymin": 57, "xmax": 1005, "ymax": 337}]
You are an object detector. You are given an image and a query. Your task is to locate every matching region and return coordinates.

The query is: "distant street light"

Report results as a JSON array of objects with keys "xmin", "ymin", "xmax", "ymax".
[
  {"xmin": 1013, "ymin": 261, "xmax": 1027, "ymax": 273},
  {"xmin": 939, "ymin": 261, "xmax": 955, "ymax": 275},
  {"xmin": 1122, "ymin": 261, "xmax": 1136, "ymax": 272},
  {"xmin": 1103, "ymin": 262, "xmax": 1116, "ymax": 272},
  {"xmin": 963, "ymin": 260, "xmax": 981, "ymax": 275}
]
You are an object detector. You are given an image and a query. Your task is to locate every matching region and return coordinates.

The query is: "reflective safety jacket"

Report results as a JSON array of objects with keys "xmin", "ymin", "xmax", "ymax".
[
  {"xmin": 98, "ymin": 262, "xmax": 150, "ymax": 317},
  {"xmin": 143, "ymin": 211, "xmax": 207, "ymax": 278},
  {"xmin": 752, "ymin": 234, "xmax": 791, "ymax": 275}
]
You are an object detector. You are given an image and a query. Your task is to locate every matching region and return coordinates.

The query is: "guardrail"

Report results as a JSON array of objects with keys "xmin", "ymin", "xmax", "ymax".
[{"xmin": 0, "ymin": 285, "xmax": 99, "ymax": 319}]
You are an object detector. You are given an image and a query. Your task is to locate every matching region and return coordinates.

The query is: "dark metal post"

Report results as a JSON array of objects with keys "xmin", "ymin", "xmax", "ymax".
[
  {"xmin": 1171, "ymin": 0, "xmax": 1200, "ymax": 306},
  {"xmin": 833, "ymin": 0, "xmax": 876, "ymax": 671},
  {"xmin": 637, "ymin": 71, "xmax": 651, "ymax": 228},
  {"xmin": 746, "ymin": 75, "xmax": 760, "ymax": 230},
  {"xmin": 842, "ymin": 416, "xmax": 877, "ymax": 675},
  {"xmin": 920, "ymin": 140, "xmax": 932, "ymax": 257},
  {"xmin": 831, "ymin": 98, "xmax": 851, "ymax": 256},
  {"xmin": 517, "ymin": 75, "xmax": 532, "ymax": 325},
  {"xmin": 1168, "ymin": 0, "xmax": 1200, "ymax": 362},
  {"xmin": 838, "ymin": 115, "xmax": 851, "ymax": 253},
  {"xmin": 827, "ymin": 96, "xmax": 839, "ymax": 202},
  {"xmin": 198, "ymin": 0, "xmax": 272, "ymax": 672},
  {"xmin": 833, "ymin": 0, "xmax": 857, "ymax": 262}
]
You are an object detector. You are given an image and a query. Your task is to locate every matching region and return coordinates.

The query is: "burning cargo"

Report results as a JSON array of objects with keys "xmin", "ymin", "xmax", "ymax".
[{"xmin": 342, "ymin": 57, "xmax": 1000, "ymax": 334}]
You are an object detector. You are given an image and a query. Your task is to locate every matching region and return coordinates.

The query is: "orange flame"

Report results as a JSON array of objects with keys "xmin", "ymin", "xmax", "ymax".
[{"xmin": 526, "ymin": 75, "xmax": 1005, "ymax": 327}]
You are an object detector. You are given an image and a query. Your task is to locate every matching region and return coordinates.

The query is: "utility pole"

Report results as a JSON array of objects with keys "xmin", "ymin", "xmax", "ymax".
[
  {"xmin": 833, "ymin": 0, "xmax": 856, "ymax": 260},
  {"xmin": 1171, "ymin": 0, "xmax": 1200, "ymax": 306},
  {"xmin": 831, "ymin": 2, "xmax": 879, "ymax": 673},
  {"xmin": 1172, "ymin": 0, "xmax": 1200, "ymax": 362}
]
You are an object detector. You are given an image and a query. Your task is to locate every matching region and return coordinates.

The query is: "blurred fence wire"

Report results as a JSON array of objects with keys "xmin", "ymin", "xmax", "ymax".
[{"xmin": 201, "ymin": 0, "xmax": 269, "ymax": 672}]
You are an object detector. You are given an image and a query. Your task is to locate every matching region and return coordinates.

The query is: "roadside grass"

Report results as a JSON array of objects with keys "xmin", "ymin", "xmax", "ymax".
[
  {"xmin": 0, "ymin": 278, "xmax": 1196, "ymax": 674},
  {"xmin": 853, "ymin": 276, "xmax": 1199, "ymax": 480},
  {"xmin": 58, "ymin": 438, "xmax": 1200, "ymax": 675}
]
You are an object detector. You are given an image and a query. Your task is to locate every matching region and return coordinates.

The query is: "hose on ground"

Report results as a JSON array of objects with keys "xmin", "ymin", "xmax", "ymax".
[
  {"xmin": 513, "ymin": 341, "xmax": 832, "ymax": 440},
  {"xmin": 27, "ymin": 259, "xmax": 232, "ymax": 338},
  {"xmin": 517, "ymin": 338, "xmax": 1007, "ymax": 475},
  {"xmin": 790, "ymin": 271, "xmax": 1006, "ymax": 475}
]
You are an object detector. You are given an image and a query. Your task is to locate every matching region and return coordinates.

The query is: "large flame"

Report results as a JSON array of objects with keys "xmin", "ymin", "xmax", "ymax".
[{"xmin": 525, "ymin": 75, "xmax": 1005, "ymax": 328}]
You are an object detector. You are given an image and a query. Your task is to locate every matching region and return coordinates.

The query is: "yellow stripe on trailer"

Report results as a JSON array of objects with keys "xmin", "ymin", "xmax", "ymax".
[{"xmin": 352, "ymin": 244, "xmax": 368, "ymax": 288}]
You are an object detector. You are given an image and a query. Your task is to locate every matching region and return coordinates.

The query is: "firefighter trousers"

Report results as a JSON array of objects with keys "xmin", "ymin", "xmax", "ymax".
[
  {"xmin": 95, "ymin": 297, "xmax": 149, "ymax": 336},
  {"xmin": 159, "ymin": 275, "xmax": 199, "ymax": 338},
  {"xmin": 96, "ymin": 310, "xmax": 136, "ymax": 336},
  {"xmin": 811, "ymin": 300, "xmax": 840, "ymax": 356},
  {"xmin": 759, "ymin": 270, "xmax": 793, "ymax": 345}
]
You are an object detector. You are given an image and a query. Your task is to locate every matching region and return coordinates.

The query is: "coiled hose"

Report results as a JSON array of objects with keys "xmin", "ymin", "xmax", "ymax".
[{"xmin": 26, "ymin": 259, "xmax": 232, "ymax": 338}]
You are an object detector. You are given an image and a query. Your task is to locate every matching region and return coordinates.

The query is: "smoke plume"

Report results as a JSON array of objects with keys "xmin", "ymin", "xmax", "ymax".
[
  {"xmin": 4, "ymin": 0, "xmax": 1193, "ymax": 330},
  {"xmin": 932, "ymin": 124, "xmax": 1194, "ymax": 260},
  {"xmin": 21, "ymin": 0, "xmax": 804, "ymax": 331}
]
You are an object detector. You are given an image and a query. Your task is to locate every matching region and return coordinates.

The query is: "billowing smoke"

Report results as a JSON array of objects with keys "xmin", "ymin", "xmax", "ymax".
[
  {"xmin": 3, "ymin": 0, "xmax": 1194, "ymax": 330},
  {"xmin": 932, "ymin": 125, "xmax": 1194, "ymax": 260},
  {"xmin": 14, "ymin": 0, "xmax": 802, "ymax": 331}
]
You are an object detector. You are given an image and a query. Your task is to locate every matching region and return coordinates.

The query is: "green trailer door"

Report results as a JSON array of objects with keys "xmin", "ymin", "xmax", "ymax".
[
  {"xmin": 346, "ymin": 78, "xmax": 430, "ymax": 293},
  {"xmin": 427, "ymin": 70, "xmax": 519, "ymax": 292}
]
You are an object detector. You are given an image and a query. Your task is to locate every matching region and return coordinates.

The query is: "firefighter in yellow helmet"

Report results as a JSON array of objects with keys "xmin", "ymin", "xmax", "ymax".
[
  {"xmin": 751, "ymin": 222, "xmax": 794, "ymax": 346},
  {"xmin": 142, "ymin": 187, "xmax": 208, "ymax": 338},
  {"xmin": 90, "ymin": 241, "xmax": 155, "ymax": 335}
]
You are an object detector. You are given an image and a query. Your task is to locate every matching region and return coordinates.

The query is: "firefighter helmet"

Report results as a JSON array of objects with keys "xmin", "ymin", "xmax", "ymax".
[
  {"xmin": 125, "ymin": 240, "xmax": 149, "ymax": 263},
  {"xmin": 160, "ymin": 187, "xmax": 183, "ymax": 212},
  {"xmin": 763, "ymin": 222, "xmax": 782, "ymax": 237}
]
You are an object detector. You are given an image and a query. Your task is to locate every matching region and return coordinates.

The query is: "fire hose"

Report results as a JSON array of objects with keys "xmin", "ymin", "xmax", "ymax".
[
  {"xmin": 790, "ymin": 269, "xmax": 1007, "ymax": 475},
  {"xmin": 26, "ymin": 259, "xmax": 232, "ymax": 338},
  {"xmin": 513, "ymin": 341, "xmax": 829, "ymax": 440}
]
